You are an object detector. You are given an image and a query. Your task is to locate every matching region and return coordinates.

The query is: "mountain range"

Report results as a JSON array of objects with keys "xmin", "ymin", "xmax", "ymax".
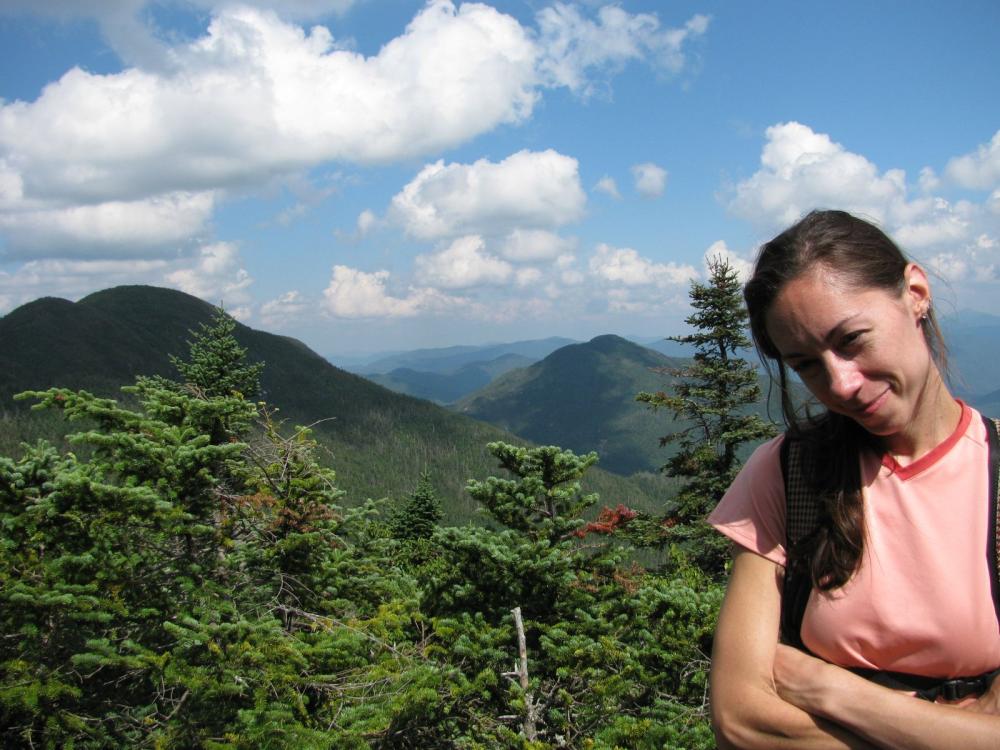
[
  {"xmin": 342, "ymin": 337, "xmax": 573, "ymax": 406},
  {"xmin": 0, "ymin": 286, "xmax": 663, "ymax": 522}
]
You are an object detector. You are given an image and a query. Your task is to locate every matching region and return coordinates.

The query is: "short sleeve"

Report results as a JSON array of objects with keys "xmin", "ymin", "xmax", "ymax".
[{"xmin": 707, "ymin": 434, "xmax": 788, "ymax": 566}]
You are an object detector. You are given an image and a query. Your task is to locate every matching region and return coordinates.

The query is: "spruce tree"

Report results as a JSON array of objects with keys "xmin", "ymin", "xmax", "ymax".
[
  {"xmin": 391, "ymin": 470, "xmax": 443, "ymax": 540},
  {"xmin": 171, "ymin": 305, "xmax": 264, "ymax": 399},
  {"xmin": 467, "ymin": 442, "xmax": 598, "ymax": 544},
  {"xmin": 637, "ymin": 256, "xmax": 776, "ymax": 573}
]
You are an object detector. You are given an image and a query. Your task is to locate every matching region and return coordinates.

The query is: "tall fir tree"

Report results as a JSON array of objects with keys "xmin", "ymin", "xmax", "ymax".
[
  {"xmin": 467, "ymin": 442, "xmax": 598, "ymax": 544},
  {"xmin": 171, "ymin": 305, "xmax": 264, "ymax": 399},
  {"xmin": 390, "ymin": 470, "xmax": 444, "ymax": 540},
  {"xmin": 637, "ymin": 256, "xmax": 776, "ymax": 574}
]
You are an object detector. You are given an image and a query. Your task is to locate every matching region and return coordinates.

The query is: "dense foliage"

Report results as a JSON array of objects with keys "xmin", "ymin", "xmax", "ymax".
[
  {"xmin": 637, "ymin": 258, "xmax": 776, "ymax": 574},
  {"xmin": 0, "ymin": 309, "xmax": 724, "ymax": 747}
]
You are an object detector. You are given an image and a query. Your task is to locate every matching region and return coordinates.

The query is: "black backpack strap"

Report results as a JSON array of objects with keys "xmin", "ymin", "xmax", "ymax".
[
  {"xmin": 779, "ymin": 436, "xmax": 819, "ymax": 648},
  {"xmin": 784, "ymin": 437, "xmax": 821, "ymax": 542},
  {"xmin": 985, "ymin": 416, "xmax": 1000, "ymax": 624}
]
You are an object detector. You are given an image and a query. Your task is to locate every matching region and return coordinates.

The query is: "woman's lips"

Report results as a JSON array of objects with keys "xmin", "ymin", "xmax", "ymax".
[{"xmin": 858, "ymin": 388, "xmax": 890, "ymax": 417}]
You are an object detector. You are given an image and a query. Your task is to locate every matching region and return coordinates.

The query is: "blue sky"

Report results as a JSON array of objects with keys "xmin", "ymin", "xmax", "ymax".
[{"xmin": 1, "ymin": 1, "xmax": 998, "ymax": 356}]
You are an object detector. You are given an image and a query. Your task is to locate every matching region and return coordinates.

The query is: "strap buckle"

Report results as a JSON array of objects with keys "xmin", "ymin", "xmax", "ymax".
[
  {"xmin": 939, "ymin": 676, "xmax": 987, "ymax": 702},
  {"xmin": 918, "ymin": 672, "xmax": 996, "ymax": 702}
]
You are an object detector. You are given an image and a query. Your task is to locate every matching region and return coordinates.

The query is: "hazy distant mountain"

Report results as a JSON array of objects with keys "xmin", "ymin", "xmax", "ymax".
[
  {"xmin": 0, "ymin": 287, "xmax": 660, "ymax": 521},
  {"xmin": 941, "ymin": 310, "xmax": 1000, "ymax": 407},
  {"xmin": 355, "ymin": 337, "xmax": 577, "ymax": 375},
  {"xmin": 352, "ymin": 335, "xmax": 706, "ymax": 405},
  {"xmin": 628, "ymin": 336, "xmax": 698, "ymax": 359},
  {"xmin": 346, "ymin": 337, "xmax": 577, "ymax": 403},
  {"xmin": 366, "ymin": 353, "xmax": 535, "ymax": 404}
]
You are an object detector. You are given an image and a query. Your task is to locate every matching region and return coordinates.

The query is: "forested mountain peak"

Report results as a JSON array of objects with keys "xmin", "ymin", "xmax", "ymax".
[
  {"xmin": 544, "ymin": 333, "xmax": 674, "ymax": 367},
  {"xmin": 455, "ymin": 334, "xmax": 690, "ymax": 476}
]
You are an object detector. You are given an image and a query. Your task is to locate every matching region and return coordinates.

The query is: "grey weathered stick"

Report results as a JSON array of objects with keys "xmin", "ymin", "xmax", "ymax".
[{"xmin": 511, "ymin": 606, "xmax": 538, "ymax": 741}]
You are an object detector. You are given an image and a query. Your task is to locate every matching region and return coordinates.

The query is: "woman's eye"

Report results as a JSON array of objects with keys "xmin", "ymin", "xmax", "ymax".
[{"xmin": 840, "ymin": 331, "xmax": 865, "ymax": 349}]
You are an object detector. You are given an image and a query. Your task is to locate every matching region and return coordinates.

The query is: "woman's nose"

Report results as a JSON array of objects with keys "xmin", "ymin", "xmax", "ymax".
[{"xmin": 826, "ymin": 358, "xmax": 863, "ymax": 400}]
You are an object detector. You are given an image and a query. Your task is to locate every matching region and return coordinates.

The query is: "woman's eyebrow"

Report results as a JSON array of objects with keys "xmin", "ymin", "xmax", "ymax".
[
  {"xmin": 822, "ymin": 312, "xmax": 863, "ymax": 342},
  {"xmin": 779, "ymin": 312, "xmax": 863, "ymax": 360}
]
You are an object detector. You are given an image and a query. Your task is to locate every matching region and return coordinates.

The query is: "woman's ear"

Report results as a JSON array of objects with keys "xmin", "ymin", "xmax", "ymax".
[{"xmin": 903, "ymin": 263, "xmax": 932, "ymax": 318}]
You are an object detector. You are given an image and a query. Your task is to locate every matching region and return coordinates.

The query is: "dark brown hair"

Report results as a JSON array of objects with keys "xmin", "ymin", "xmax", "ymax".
[{"xmin": 744, "ymin": 210, "xmax": 947, "ymax": 589}]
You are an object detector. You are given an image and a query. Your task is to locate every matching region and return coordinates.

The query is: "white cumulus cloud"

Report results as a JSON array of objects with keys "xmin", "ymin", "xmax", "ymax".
[
  {"xmin": 703, "ymin": 240, "xmax": 752, "ymax": 282},
  {"xmin": 0, "ymin": 191, "xmax": 215, "ymax": 259},
  {"xmin": 0, "ymin": 1, "xmax": 360, "ymax": 70},
  {"xmin": 927, "ymin": 252, "xmax": 969, "ymax": 282},
  {"xmin": 728, "ymin": 122, "xmax": 909, "ymax": 228},
  {"xmin": 593, "ymin": 175, "xmax": 621, "ymax": 199},
  {"xmin": 589, "ymin": 243, "xmax": 697, "ymax": 287},
  {"xmin": 389, "ymin": 149, "xmax": 586, "ymax": 240},
  {"xmin": 165, "ymin": 241, "xmax": 253, "ymax": 306},
  {"xmin": 0, "ymin": 2, "xmax": 539, "ymax": 257},
  {"xmin": 536, "ymin": 4, "xmax": 709, "ymax": 96},
  {"xmin": 515, "ymin": 267, "xmax": 544, "ymax": 287},
  {"xmin": 500, "ymin": 228, "xmax": 577, "ymax": 262},
  {"xmin": 414, "ymin": 235, "xmax": 513, "ymax": 289},
  {"xmin": 0, "ymin": 257, "xmax": 168, "ymax": 313},
  {"xmin": 322, "ymin": 265, "xmax": 463, "ymax": 318},
  {"xmin": 631, "ymin": 162, "xmax": 667, "ymax": 198},
  {"xmin": 725, "ymin": 121, "xmax": 1000, "ymax": 254},
  {"xmin": 727, "ymin": 122, "xmax": 1000, "ymax": 300},
  {"xmin": 0, "ymin": 2, "xmax": 710, "ymax": 260},
  {"xmin": 945, "ymin": 130, "xmax": 1000, "ymax": 190},
  {"xmin": 260, "ymin": 290, "xmax": 311, "ymax": 328},
  {"xmin": 0, "ymin": 242, "xmax": 253, "ymax": 314},
  {"xmin": 926, "ymin": 234, "xmax": 1000, "ymax": 283},
  {"xmin": 556, "ymin": 253, "xmax": 585, "ymax": 285},
  {"xmin": 356, "ymin": 209, "xmax": 378, "ymax": 237}
]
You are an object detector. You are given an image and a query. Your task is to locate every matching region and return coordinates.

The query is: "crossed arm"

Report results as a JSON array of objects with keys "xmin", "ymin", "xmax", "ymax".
[{"xmin": 709, "ymin": 548, "xmax": 1000, "ymax": 750}]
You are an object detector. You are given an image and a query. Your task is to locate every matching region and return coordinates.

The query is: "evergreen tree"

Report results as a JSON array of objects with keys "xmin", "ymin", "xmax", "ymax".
[
  {"xmin": 390, "ymin": 470, "xmax": 443, "ymax": 540},
  {"xmin": 418, "ymin": 442, "xmax": 720, "ymax": 747},
  {"xmin": 637, "ymin": 256, "xmax": 776, "ymax": 573},
  {"xmin": 467, "ymin": 442, "xmax": 598, "ymax": 544},
  {"xmin": 171, "ymin": 306, "xmax": 264, "ymax": 399}
]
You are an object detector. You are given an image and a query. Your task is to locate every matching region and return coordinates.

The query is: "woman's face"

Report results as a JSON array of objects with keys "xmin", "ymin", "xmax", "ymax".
[{"xmin": 765, "ymin": 263, "xmax": 936, "ymax": 441}]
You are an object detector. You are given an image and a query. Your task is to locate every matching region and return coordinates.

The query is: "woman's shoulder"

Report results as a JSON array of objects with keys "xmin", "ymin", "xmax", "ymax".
[
  {"xmin": 709, "ymin": 433, "xmax": 789, "ymax": 565},
  {"xmin": 749, "ymin": 432, "xmax": 786, "ymax": 460}
]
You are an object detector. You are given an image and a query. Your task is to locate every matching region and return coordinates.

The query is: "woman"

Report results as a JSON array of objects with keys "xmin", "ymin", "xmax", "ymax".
[{"xmin": 708, "ymin": 210, "xmax": 1000, "ymax": 749}]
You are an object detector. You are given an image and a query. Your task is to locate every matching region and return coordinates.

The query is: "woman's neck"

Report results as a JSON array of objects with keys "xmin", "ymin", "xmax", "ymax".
[{"xmin": 881, "ymin": 372, "xmax": 961, "ymax": 463}]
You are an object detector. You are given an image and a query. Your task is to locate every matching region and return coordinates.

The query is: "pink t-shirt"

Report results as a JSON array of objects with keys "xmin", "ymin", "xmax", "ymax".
[{"xmin": 709, "ymin": 404, "xmax": 1000, "ymax": 678}]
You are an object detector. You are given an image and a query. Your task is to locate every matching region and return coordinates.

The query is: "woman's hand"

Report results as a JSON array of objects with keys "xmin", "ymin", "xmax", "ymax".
[
  {"xmin": 776, "ymin": 643, "xmax": 1000, "ymax": 720},
  {"xmin": 773, "ymin": 643, "xmax": 839, "ymax": 714}
]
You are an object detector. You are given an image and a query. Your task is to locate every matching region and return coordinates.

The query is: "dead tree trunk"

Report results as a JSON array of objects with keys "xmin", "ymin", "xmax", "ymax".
[{"xmin": 503, "ymin": 605, "xmax": 540, "ymax": 741}]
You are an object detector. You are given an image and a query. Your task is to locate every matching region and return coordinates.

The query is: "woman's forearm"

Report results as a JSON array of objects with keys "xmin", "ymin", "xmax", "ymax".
[
  {"xmin": 712, "ymin": 682, "xmax": 877, "ymax": 750},
  {"xmin": 775, "ymin": 647, "xmax": 1000, "ymax": 750}
]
